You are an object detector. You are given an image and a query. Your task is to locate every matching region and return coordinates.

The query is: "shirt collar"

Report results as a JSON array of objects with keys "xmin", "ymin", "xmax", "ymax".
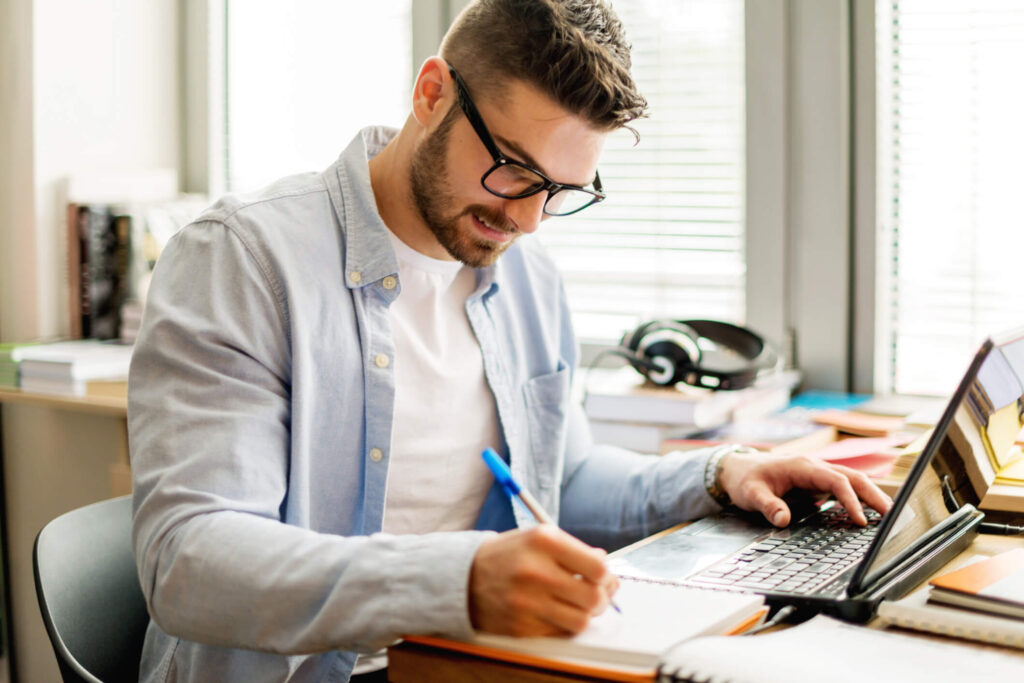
[
  {"xmin": 329, "ymin": 126, "xmax": 401, "ymax": 289},
  {"xmin": 326, "ymin": 125, "xmax": 502, "ymax": 294}
]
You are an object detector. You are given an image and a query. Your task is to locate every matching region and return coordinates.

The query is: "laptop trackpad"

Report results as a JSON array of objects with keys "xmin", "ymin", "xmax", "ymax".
[{"xmin": 609, "ymin": 516, "xmax": 766, "ymax": 582}]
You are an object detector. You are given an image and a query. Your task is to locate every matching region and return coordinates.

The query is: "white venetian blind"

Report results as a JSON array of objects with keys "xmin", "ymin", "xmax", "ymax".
[
  {"xmin": 225, "ymin": 1, "xmax": 412, "ymax": 193},
  {"xmin": 877, "ymin": 0, "xmax": 1024, "ymax": 395},
  {"xmin": 538, "ymin": 0, "xmax": 746, "ymax": 344}
]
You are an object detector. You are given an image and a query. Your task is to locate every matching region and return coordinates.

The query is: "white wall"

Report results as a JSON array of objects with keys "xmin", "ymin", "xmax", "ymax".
[
  {"xmin": 0, "ymin": 1, "xmax": 180, "ymax": 680},
  {"xmin": 32, "ymin": 0, "xmax": 181, "ymax": 338}
]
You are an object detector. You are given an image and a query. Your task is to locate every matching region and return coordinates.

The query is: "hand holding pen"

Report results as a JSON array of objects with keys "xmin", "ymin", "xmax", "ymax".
[{"xmin": 470, "ymin": 448, "xmax": 622, "ymax": 633}]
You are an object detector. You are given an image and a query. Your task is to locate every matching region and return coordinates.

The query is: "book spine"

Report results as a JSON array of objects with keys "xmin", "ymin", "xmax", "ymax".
[
  {"xmin": 84, "ymin": 205, "xmax": 118, "ymax": 340},
  {"xmin": 113, "ymin": 214, "xmax": 132, "ymax": 339},
  {"xmin": 66, "ymin": 203, "xmax": 83, "ymax": 338},
  {"xmin": 76, "ymin": 205, "xmax": 92, "ymax": 338}
]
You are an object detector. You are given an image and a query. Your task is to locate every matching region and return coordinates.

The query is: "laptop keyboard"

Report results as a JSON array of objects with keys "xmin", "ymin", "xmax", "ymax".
[{"xmin": 689, "ymin": 505, "xmax": 881, "ymax": 597}]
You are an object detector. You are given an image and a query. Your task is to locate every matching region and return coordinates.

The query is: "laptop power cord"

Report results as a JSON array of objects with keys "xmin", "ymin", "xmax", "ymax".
[
  {"xmin": 979, "ymin": 521, "xmax": 1024, "ymax": 535},
  {"xmin": 939, "ymin": 475, "xmax": 1024, "ymax": 535}
]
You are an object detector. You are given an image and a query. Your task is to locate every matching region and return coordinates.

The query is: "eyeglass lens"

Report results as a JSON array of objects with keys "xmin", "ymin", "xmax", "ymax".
[{"xmin": 483, "ymin": 164, "xmax": 597, "ymax": 216}]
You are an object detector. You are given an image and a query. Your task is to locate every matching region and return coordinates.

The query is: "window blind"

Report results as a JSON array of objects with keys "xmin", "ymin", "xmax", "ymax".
[
  {"xmin": 877, "ymin": 0, "xmax": 1024, "ymax": 395},
  {"xmin": 225, "ymin": 1, "xmax": 412, "ymax": 193},
  {"xmin": 537, "ymin": 0, "xmax": 746, "ymax": 344}
]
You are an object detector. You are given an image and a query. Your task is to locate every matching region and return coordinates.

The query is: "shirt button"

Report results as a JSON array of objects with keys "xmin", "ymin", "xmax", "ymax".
[
  {"xmin": 349, "ymin": 271, "xmax": 362, "ymax": 284},
  {"xmin": 374, "ymin": 353, "xmax": 390, "ymax": 368},
  {"xmin": 382, "ymin": 275, "xmax": 397, "ymax": 290},
  {"xmin": 369, "ymin": 448, "xmax": 384, "ymax": 462}
]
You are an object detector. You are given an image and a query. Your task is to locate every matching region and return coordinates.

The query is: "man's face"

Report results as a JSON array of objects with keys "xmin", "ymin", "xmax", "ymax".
[{"xmin": 409, "ymin": 78, "xmax": 606, "ymax": 268}]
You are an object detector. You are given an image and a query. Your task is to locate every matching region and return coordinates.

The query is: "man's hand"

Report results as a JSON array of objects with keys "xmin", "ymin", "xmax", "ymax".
[
  {"xmin": 717, "ymin": 451, "xmax": 894, "ymax": 527},
  {"xmin": 468, "ymin": 525, "xmax": 619, "ymax": 637}
]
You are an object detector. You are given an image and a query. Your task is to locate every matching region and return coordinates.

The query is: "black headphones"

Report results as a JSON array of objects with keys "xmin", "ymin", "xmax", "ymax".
[{"xmin": 610, "ymin": 319, "xmax": 781, "ymax": 391}]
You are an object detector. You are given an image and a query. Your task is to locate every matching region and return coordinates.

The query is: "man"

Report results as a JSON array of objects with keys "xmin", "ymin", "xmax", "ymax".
[{"xmin": 129, "ymin": 1, "xmax": 892, "ymax": 681}]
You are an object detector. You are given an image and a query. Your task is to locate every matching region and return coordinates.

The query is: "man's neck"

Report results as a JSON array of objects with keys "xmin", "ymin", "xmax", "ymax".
[{"xmin": 368, "ymin": 121, "xmax": 454, "ymax": 261}]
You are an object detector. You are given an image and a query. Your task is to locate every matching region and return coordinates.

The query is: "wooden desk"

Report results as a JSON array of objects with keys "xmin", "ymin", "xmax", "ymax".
[
  {"xmin": 0, "ymin": 384, "xmax": 130, "ymax": 681},
  {"xmin": 0, "ymin": 385, "xmax": 130, "ymax": 497},
  {"xmin": 387, "ymin": 532, "xmax": 1024, "ymax": 682}
]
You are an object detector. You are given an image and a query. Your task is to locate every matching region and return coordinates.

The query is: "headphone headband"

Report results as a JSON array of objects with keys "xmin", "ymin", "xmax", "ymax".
[{"xmin": 619, "ymin": 319, "xmax": 780, "ymax": 390}]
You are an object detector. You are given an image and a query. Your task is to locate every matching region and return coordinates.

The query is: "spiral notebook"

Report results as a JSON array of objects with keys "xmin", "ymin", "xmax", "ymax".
[
  {"xmin": 657, "ymin": 614, "xmax": 1024, "ymax": 682},
  {"xmin": 876, "ymin": 586, "xmax": 1024, "ymax": 650},
  {"xmin": 401, "ymin": 579, "xmax": 765, "ymax": 682}
]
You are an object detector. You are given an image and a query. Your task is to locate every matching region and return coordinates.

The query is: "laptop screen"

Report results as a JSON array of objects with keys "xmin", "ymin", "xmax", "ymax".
[{"xmin": 852, "ymin": 331, "xmax": 1024, "ymax": 590}]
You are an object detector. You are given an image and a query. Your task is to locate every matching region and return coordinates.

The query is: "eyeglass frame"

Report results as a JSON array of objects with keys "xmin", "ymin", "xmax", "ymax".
[{"xmin": 447, "ymin": 64, "xmax": 606, "ymax": 217}]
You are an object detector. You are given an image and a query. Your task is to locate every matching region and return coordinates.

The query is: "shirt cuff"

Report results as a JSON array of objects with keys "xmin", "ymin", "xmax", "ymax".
[{"xmin": 380, "ymin": 529, "xmax": 497, "ymax": 641}]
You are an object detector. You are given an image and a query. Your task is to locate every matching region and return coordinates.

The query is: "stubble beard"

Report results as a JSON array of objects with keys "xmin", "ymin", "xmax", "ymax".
[{"xmin": 409, "ymin": 109, "xmax": 519, "ymax": 268}]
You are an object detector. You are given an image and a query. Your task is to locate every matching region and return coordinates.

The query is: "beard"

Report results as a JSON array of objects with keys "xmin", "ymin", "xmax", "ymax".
[{"xmin": 409, "ymin": 108, "xmax": 519, "ymax": 268}]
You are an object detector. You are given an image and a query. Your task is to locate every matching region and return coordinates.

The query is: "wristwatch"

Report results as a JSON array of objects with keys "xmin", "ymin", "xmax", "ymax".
[
  {"xmin": 703, "ymin": 448, "xmax": 731, "ymax": 507},
  {"xmin": 703, "ymin": 445, "xmax": 758, "ymax": 507}
]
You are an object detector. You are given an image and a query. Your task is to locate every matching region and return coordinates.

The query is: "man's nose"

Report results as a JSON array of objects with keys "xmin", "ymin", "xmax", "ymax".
[{"xmin": 503, "ymin": 192, "xmax": 549, "ymax": 234}]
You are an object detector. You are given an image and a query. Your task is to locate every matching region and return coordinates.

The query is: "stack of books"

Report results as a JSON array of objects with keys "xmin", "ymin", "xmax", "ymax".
[
  {"xmin": 0, "ymin": 342, "xmax": 45, "ymax": 389},
  {"xmin": 583, "ymin": 367, "xmax": 801, "ymax": 453},
  {"xmin": 878, "ymin": 548, "xmax": 1024, "ymax": 649},
  {"xmin": 63, "ymin": 171, "xmax": 206, "ymax": 342},
  {"xmin": 16, "ymin": 340, "xmax": 133, "ymax": 397}
]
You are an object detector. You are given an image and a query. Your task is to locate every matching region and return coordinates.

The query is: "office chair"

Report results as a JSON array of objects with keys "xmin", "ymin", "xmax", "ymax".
[{"xmin": 33, "ymin": 495, "xmax": 150, "ymax": 683}]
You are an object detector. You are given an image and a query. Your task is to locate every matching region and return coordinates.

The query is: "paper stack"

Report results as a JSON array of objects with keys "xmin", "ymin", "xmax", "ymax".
[{"xmin": 16, "ymin": 340, "xmax": 133, "ymax": 397}]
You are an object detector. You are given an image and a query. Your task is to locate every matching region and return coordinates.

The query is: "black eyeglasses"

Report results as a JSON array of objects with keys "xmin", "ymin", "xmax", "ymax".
[{"xmin": 448, "ymin": 65, "xmax": 606, "ymax": 217}]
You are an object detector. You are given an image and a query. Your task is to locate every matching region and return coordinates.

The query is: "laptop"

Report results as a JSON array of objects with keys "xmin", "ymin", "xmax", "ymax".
[{"xmin": 609, "ymin": 329, "xmax": 1024, "ymax": 622}]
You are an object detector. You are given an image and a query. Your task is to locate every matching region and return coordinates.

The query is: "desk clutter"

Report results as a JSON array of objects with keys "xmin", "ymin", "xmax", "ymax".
[{"xmin": 584, "ymin": 368, "xmax": 951, "ymax": 482}]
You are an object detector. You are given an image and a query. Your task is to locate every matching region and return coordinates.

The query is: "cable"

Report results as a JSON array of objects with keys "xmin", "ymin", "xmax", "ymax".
[
  {"xmin": 940, "ymin": 475, "xmax": 1024, "ymax": 534},
  {"xmin": 742, "ymin": 605, "xmax": 797, "ymax": 636},
  {"xmin": 979, "ymin": 521, "xmax": 1024, "ymax": 535},
  {"xmin": 581, "ymin": 347, "xmax": 656, "ymax": 409}
]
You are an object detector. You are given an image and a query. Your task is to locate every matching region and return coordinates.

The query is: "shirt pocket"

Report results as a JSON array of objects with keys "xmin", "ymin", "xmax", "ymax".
[{"xmin": 522, "ymin": 362, "xmax": 571, "ymax": 494}]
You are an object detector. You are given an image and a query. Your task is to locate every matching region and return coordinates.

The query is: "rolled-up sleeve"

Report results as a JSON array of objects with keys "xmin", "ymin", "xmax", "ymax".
[{"xmin": 557, "ymin": 400, "xmax": 723, "ymax": 550}]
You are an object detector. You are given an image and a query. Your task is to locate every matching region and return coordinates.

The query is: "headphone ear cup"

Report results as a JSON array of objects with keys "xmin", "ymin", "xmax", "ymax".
[
  {"xmin": 642, "ymin": 339, "xmax": 693, "ymax": 386},
  {"xmin": 634, "ymin": 321, "xmax": 702, "ymax": 386}
]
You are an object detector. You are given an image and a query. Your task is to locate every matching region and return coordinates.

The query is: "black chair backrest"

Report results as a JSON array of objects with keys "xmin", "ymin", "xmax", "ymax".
[{"xmin": 33, "ymin": 495, "xmax": 150, "ymax": 683}]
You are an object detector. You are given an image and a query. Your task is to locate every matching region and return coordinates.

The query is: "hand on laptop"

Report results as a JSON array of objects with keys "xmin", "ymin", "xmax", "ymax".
[{"xmin": 717, "ymin": 451, "xmax": 894, "ymax": 527}]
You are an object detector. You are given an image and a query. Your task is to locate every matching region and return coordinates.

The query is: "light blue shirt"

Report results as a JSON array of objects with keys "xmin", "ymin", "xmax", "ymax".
[{"xmin": 129, "ymin": 127, "xmax": 722, "ymax": 682}]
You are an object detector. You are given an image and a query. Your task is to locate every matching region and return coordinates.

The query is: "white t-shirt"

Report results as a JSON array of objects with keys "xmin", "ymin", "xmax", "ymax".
[
  {"xmin": 354, "ymin": 232, "xmax": 502, "ymax": 675},
  {"xmin": 380, "ymin": 230, "xmax": 501, "ymax": 534}
]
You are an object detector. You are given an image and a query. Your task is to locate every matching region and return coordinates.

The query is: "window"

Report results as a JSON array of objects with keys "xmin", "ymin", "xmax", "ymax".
[
  {"xmin": 877, "ymin": 1, "xmax": 1024, "ymax": 395},
  {"xmin": 225, "ymin": 1, "xmax": 412, "ymax": 193},
  {"xmin": 537, "ymin": 0, "xmax": 747, "ymax": 344},
  {"xmin": 218, "ymin": 1, "xmax": 750, "ymax": 348}
]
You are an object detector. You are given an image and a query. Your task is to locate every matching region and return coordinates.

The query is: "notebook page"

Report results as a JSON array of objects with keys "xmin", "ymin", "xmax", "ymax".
[
  {"xmin": 659, "ymin": 614, "xmax": 1024, "ymax": 682},
  {"xmin": 470, "ymin": 580, "xmax": 764, "ymax": 669}
]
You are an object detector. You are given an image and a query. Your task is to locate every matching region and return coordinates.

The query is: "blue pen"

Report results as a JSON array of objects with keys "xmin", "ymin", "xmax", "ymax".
[{"xmin": 481, "ymin": 447, "xmax": 622, "ymax": 614}]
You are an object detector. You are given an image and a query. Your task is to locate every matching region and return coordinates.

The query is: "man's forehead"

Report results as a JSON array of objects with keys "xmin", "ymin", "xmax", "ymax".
[{"xmin": 474, "ymin": 79, "xmax": 607, "ymax": 183}]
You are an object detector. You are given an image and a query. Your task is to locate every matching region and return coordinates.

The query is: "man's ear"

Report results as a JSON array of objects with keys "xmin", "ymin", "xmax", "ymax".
[{"xmin": 411, "ymin": 56, "xmax": 454, "ymax": 130}]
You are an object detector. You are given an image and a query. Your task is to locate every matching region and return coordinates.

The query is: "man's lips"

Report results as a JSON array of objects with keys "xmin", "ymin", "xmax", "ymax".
[{"xmin": 471, "ymin": 212, "xmax": 515, "ymax": 243}]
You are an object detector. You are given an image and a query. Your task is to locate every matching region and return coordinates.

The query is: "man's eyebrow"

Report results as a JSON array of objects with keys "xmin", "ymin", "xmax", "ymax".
[
  {"xmin": 493, "ymin": 133, "xmax": 595, "ymax": 187},
  {"xmin": 493, "ymin": 134, "xmax": 548, "ymax": 175}
]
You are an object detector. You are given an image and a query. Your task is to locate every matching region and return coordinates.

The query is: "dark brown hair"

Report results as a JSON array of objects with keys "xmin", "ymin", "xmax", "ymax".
[{"xmin": 440, "ymin": 0, "xmax": 647, "ymax": 133}]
